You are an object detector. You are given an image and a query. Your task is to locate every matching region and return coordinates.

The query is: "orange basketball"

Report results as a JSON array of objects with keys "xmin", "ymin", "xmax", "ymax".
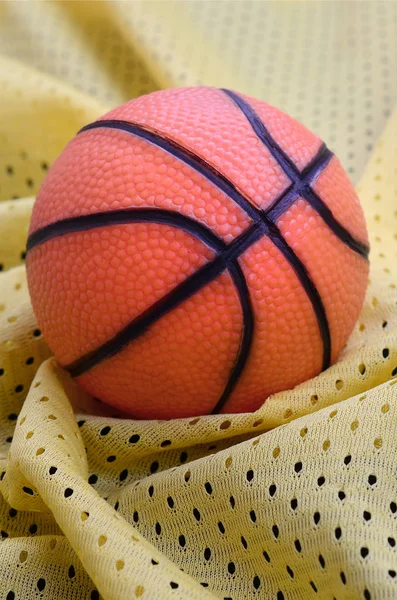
[{"xmin": 26, "ymin": 87, "xmax": 369, "ymax": 419}]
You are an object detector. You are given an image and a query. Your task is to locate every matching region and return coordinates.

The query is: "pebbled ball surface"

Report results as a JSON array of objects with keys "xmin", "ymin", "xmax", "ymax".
[
  {"xmin": 26, "ymin": 86, "xmax": 369, "ymax": 419},
  {"xmin": 80, "ymin": 272, "xmax": 243, "ymax": 420},
  {"xmin": 26, "ymin": 224, "xmax": 215, "ymax": 365}
]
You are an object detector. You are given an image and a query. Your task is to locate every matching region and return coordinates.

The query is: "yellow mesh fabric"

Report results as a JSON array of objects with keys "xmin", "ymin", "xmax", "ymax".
[{"xmin": 1, "ymin": 1, "xmax": 397, "ymax": 599}]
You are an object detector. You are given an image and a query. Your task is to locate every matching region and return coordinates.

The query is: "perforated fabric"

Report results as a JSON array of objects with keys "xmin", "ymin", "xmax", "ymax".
[{"xmin": 0, "ymin": 1, "xmax": 397, "ymax": 599}]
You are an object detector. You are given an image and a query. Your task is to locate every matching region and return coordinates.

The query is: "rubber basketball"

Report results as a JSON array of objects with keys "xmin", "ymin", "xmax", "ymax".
[{"xmin": 26, "ymin": 87, "xmax": 369, "ymax": 419}]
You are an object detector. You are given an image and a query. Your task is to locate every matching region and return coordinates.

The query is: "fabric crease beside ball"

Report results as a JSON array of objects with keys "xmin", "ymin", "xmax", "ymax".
[{"xmin": 26, "ymin": 86, "xmax": 369, "ymax": 419}]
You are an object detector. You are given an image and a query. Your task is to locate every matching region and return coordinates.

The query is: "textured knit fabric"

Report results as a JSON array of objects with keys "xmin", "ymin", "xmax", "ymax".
[{"xmin": 0, "ymin": 2, "xmax": 397, "ymax": 599}]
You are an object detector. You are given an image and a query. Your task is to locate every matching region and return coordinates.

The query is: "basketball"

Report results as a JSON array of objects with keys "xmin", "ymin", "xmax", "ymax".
[{"xmin": 26, "ymin": 87, "xmax": 369, "ymax": 419}]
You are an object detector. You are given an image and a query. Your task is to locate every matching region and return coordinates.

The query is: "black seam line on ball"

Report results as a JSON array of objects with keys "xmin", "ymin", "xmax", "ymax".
[
  {"xmin": 302, "ymin": 187, "xmax": 370, "ymax": 259},
  {"xmin": 221, "ymin": 88, "xmax": 302, "ymax": 179},
  {"xmin": 221, "ymin": 88, "xmax": 370, "ymax": 260},
  {"xmin": 211, "ymin": 259, "xmax": 254, "ymax": 414},
  {"xmin": 27, "ymin": 208, "xmax": 226, "ymax": 253},
  {"xmin": 265, "ymin": 145, "xmax": 333, "ymax": 221},
  {"xmin": 64, "ymin": 222, "xmax": 263, "ymax": 379},
  {"xmin": 270, "ymin": 225, "xmax": 330, "ymax": 371}
]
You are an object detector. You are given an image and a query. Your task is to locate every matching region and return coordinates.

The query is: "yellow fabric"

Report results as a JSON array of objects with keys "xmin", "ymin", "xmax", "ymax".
[{"xmin": 1, "ymin": 1, "xmax": 397, "ymax": 598}]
